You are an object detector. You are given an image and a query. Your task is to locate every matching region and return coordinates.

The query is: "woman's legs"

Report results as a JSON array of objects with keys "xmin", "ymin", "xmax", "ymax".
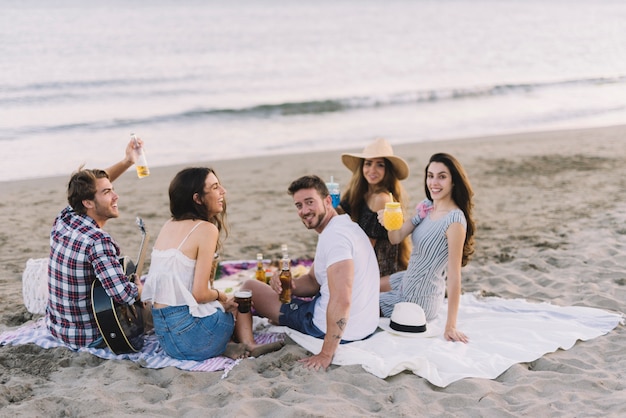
[{"xmin": 233, "ymin": 279, "xmax": 285, "ymax": 356}]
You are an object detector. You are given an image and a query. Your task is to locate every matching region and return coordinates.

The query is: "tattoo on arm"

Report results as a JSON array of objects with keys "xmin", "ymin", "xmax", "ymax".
[
  {"xmin": 336, "ymin": 318, "xmax": 347, "ymax": 330},
  {"xmin": 331, "ymin": 318, "xmax": 348, "ymax": 340}
]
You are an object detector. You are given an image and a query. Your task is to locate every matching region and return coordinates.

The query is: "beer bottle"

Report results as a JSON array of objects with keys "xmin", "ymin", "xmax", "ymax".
[
  {"xmin": 278, "ymin": 256, "xmax": 292, "ymax": 304},
  {"xmin": 131, "ymin": 133, "xmax": 150, "ymax": 178},
  {"xmin": 281, "ymin": 244, "xmax": 288, "ymax": 260},
  {"xmin": 255, "ymin": 253, "xmax": 266, "ymax": 282}
]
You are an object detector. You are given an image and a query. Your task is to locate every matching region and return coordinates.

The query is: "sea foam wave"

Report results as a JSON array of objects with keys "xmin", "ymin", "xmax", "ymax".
[{"xmin": 1, "ymin": 75, "xmax": 625, "ymax": 140}]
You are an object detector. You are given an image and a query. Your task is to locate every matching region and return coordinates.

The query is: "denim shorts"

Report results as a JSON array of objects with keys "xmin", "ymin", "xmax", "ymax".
[
  {"xmin": 279, "ymin": 297, "xmax": 374, "ymax": 344},
  {"xmin": 151, "ymin": 305, "xmax": 235, "ymax": 361},
  {"xmin": 278, "ymin": 297, "xmax": 326, "ymax": 339}
]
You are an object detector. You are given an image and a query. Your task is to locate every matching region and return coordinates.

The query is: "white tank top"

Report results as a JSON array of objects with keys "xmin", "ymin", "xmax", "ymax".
[{"xmin": 141, "ymin": 222, "xmax": 223, "ymax": 317}]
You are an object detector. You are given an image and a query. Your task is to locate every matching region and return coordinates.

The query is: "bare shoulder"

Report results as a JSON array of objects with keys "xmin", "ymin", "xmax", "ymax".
[
  {"xmin": 184, "ymin": 221, "xmax": 219, "ymax": 255},
  {"xmin": 190, "ymin": 221, "xmax": 219, "ymax": 244},
  {"xmin": 370, "ymin": 191, "xmax": 392, "ymax": 212},
  {"xmin": 194, "ymin": 220, "xmax": 218, "ymax": 233},
  {"xmin": 156, "ymin": 219, "xmax": 218, "ymax": 249}
]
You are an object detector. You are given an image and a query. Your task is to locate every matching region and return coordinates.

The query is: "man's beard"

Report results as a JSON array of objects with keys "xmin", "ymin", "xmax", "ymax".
[
  {"xmin": 302, "ymin": 209, "xmax": 326, "ymax": 230},
  {"xmin": 94, "ymin": 200, "xmax": 119, "ymax": 220}
]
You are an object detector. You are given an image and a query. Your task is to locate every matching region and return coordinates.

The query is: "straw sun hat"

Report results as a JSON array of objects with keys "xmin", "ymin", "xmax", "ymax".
[{"xmin": 341, "ymin": 138, "xmax": 409, "ymax": 180}]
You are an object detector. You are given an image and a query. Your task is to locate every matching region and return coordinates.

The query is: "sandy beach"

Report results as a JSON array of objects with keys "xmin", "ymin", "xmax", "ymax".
[{"xmin": 1, "ymin": 125, "xmax": 625, "ymax": 417}]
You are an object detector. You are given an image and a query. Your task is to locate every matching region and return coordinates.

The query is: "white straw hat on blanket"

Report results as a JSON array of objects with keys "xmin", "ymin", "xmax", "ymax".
[{"xmin": 378, "ymin": 302, "xmax": 439, "ymax": 338}]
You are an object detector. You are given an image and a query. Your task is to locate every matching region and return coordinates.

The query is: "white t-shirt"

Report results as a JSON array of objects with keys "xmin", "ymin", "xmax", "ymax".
[{"xmin": 312, "ymin": 214, "xmax": 380, "ymax": 340}]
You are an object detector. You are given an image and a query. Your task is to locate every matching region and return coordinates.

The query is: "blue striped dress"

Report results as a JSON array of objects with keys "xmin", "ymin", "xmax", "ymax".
[{"xmin": 379, "ymin": 201, "xmax": 467, "ymax": 321}]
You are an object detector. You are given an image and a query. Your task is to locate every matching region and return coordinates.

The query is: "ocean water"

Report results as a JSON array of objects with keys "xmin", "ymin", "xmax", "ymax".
[{"xmin": 1, "ymin": 0, "xmax": 625, "ymax": 182}]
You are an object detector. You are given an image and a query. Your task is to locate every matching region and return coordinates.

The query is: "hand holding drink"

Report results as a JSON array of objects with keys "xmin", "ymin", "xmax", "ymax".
[
  {"xmin": 131, "ymin": 133, "xmax": 150, "ymax": 178},
  {"xmin": 234, "ymin": 290, "xmax": 252, "ymax": 313},
  {"xmin": 278, "ymin": 257, "xmax": 292, "ymax": 304}
]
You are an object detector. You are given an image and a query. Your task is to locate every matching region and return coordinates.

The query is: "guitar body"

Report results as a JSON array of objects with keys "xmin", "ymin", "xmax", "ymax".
[
  {"xmin": 91, "ymin": 280, "xmax": 144, "ymax": 354},
  {"xmin": 91, "ymin": 219, "xmax": 149, "ymax": 354}
]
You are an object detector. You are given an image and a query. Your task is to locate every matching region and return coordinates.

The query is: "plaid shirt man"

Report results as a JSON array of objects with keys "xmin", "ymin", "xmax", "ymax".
[{"xmin": 46, "ymin": 206, "xmax": 138, "ymax": 349}]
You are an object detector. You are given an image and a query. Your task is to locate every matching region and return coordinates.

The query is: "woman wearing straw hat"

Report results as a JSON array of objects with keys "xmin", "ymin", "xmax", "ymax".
[{"xmin": 339, "ymin": 138, "xmax": 411, "ymax": 286}]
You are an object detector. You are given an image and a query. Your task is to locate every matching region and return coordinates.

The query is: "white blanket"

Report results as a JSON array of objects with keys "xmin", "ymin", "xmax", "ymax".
[{"xmin": 270, "ymin": 293, "xmax": 623, "ymax": 387}]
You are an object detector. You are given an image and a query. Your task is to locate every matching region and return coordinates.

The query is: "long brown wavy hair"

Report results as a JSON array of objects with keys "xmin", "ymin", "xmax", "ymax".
[
  {"xmin": 168, "ymin": 167, "xmax": 229, "ymax": 252},
  {"xmin": 342, "ymin": 158, "xmax": 411, "ymax": 270},
  {"xmin": 424, "ymin": 153, "xmax": 475, "ymax": 266}
]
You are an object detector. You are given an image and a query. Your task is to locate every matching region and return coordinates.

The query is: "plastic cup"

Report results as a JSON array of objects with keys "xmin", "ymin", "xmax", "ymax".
[{"xmin": 234, "ymin": 290, "xmax": 252, "ymax": 313}]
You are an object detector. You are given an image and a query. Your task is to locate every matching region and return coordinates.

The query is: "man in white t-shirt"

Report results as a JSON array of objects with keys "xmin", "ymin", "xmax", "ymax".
[{"xmin": 237, "ymin": 175, "xmax": 380, "ymax": 370}]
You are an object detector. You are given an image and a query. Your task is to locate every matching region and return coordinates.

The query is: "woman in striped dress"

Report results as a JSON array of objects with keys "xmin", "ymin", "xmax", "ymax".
[{"xmin": 379, "ymin": 153, "xmax": 476, "ymax": 343}]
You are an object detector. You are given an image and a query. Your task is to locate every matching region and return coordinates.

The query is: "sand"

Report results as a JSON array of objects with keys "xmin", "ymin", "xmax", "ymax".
[{"xmin": 1, "ymin": 125, "xmax": 625, "ymax": 417}]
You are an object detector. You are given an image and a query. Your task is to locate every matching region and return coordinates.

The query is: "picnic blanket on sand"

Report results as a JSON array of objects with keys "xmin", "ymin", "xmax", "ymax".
[
  {"xmin": 1, "ymin": 292, "xmax": 621, "ymax": 385},
  {"xmin": 8, "ymin": 258, "xmax": 291, "ymax": 377},
  {"xmin": 0, "ymin": 316, "xmax": 283, "ymax": 376},
  {"xmin": 268, "ymin": 292, "xmax": 623, "ymax": 387},
  {"xmin": 7, "ymin": 257, "xmax": 624, "ymax": 385}
]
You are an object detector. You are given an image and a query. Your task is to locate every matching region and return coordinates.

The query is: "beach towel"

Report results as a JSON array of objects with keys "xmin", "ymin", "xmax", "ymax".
[
  {"xmin": 270, "ymin": 292, "xmax": 623, "ymax": 387},
  {"xmin": 10, "ymin": 259, "xmax": 289, "ymax": 376},
  {"xmin": 0, "ymin": 316, "xmax": 283, "ymax": 377}
]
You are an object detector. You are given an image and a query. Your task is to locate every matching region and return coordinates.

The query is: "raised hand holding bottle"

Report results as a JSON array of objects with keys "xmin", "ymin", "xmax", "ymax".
[{"xmin": 131, "ymin": 133, "xmax": 150, "ymax": 178}]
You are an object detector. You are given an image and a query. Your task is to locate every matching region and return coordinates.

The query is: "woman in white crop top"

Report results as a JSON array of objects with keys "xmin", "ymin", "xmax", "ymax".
[{"xmin": 142, "ymin": 167, "xmax": 283, "ymax": 361}]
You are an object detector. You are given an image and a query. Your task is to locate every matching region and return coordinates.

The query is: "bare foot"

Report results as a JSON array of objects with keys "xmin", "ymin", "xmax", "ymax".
[
  {"xmin": 222, "ymin": 342, "xmax": 250, "ymax": 360},
  {"xmin": 247, "ymin": 341, "xmax": 285, "ymax": 358}
]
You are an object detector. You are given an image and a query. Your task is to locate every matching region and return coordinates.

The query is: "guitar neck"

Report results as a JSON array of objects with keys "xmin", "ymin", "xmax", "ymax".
[{"xmin": 134, "ymin": 232, "xmax": 149, "ymax": 279}]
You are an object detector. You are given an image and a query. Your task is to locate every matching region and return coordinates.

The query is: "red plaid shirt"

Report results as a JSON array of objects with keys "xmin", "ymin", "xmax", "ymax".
[{"xmin": 46, "ymin": 206, "xmax": 138, "ymax": 349}]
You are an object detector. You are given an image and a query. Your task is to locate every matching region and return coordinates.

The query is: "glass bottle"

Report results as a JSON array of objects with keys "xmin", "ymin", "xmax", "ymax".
[
  {"xmin": 383, "ymin": 202, "xmax": 404, "ymax": 230},
  {"xmin": 255, "ymin": 253, "xmax": 266, "ymax": 282},
  {"xmin": 131, "ymin": 133, "xmax": 150, "ymax": 178},
  {"xmin": 281, "ymin": 244, "xmax": 289, "ymax": 260},
  {"xmin": 278, "ymin": 256, "xmax": 292, "ymax": 304}
]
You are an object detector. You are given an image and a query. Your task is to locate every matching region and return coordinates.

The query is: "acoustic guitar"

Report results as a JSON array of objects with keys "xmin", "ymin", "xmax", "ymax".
[{"xmin": 91, "ymin": 217, "xmax": 149, "ymax": 354}]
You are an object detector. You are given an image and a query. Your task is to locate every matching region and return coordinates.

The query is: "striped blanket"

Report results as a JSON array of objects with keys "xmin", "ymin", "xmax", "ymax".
[
  {"xmin": 8, "ymin": 259, "xmax": 291, "ymax": 375},
  {"xmin": 0, "ymin": 316, "xmax": 283, "ymax": 376}
]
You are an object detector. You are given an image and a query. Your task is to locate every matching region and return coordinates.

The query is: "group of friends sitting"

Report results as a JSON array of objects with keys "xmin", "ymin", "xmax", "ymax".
[{"xmin": 46, "ymin": 136, "xmax": 475, "ymax": 371}]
